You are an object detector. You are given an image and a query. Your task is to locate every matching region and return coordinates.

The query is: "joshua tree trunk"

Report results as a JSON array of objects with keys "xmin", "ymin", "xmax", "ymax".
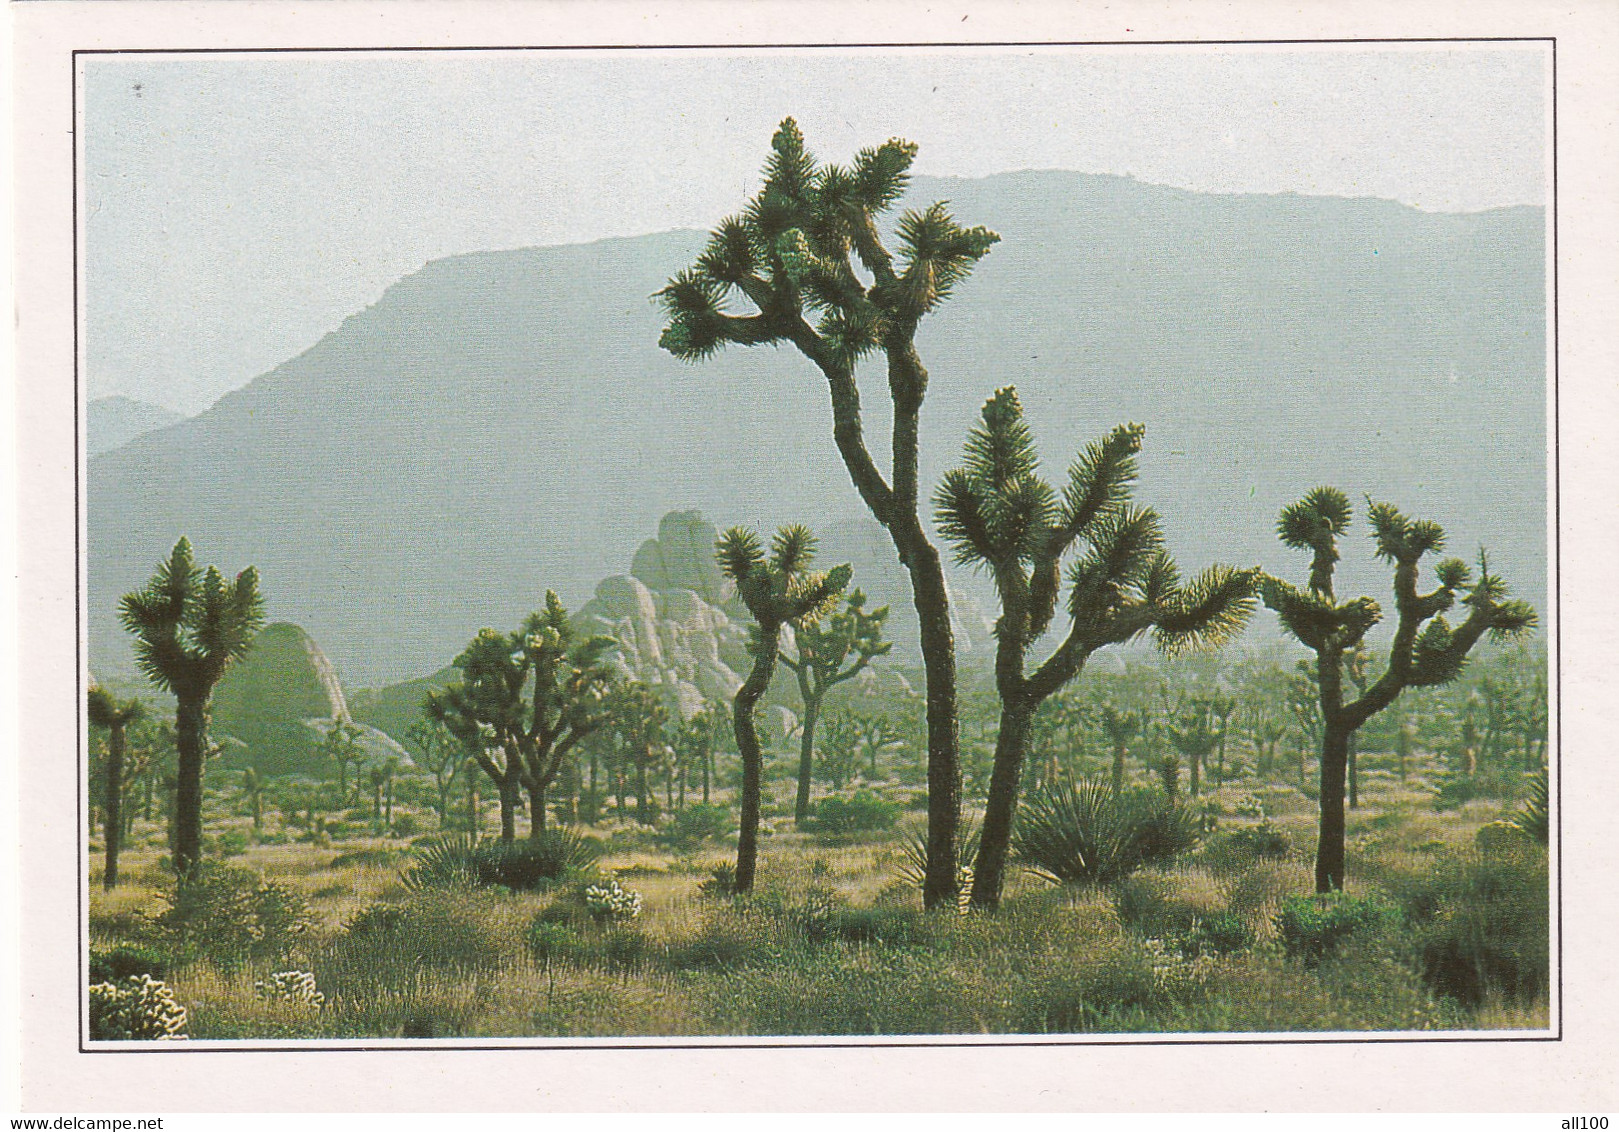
[
  {"xmin": 1188, "ymin": 745, "xmax": 1201, "ymax": 798},
  {"xmin": 731, "ymin": 629, "xmax": 780, "ymax": 896},
  {"xmin": 702, "ymin": 745, "xmax": 711, "ymax": 804},
  {"xmin": 971, "ymin": 698, "xmax": 1035, "ymax": 908},
  {"xmin": 793, "ymin": 675, "xmax": 821, "ymax": 826},
  {"xmin": 635, "ymin": 744, "xmax": 653, "ymax": 824},
  {"xmin": 1347, "ymin": 734, "xmax": 1359, "ymax": 810},
  {"xmin": 172, "ymin": 697, "xmax": 207, "ymax": 875},
  {"xmin": 497, "ymin": 768, "xmax": 522, "ymax": 844},
  {"xmin": 903, "ymin": 538, "xmax": 963, "ymax": 910},
  {"xmin": 102, "ymin": 724, "xmax": 126, "ymax": 890},
  {"xmin": 1111, "ymin": 740, "xmax": 1128, "ymax": 794},
  {"xmin": 527, "ymin": 780, "xmax": 548, "ymax": 839},
  {"xmin": 1316, "ymin": 725, "xmax": 1352, "ymax": 893}
]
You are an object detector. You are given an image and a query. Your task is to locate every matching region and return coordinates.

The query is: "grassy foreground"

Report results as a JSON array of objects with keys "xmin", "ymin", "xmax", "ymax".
[{"xmin": 87, "ymin": 768, "xmax": 1549, "ymax": 1040}]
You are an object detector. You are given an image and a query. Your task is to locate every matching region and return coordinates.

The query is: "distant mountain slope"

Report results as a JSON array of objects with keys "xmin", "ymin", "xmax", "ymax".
[
  {"xmin": 88, "ymin": 396, "xmax": 183, "ymax": 457},
  {"xmin": 89, "ymin": 172, "xmax": 1546, "ymax": 687}
]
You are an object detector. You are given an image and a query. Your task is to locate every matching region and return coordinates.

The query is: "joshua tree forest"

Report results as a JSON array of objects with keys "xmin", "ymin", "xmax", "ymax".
[{"xmin": 84, "ymin": 55, "xmax": 1551, "ymax": 1040}]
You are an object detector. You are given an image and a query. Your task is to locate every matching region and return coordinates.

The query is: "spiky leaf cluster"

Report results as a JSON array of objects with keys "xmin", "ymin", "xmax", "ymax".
[
  {"xmin": 658, "ymin": 117, "xmax": 999, "ymax": 370},
  {"xmin": 782, "ymin": 588, "xmax": 893, "ymax": 688},
  {"xmin": 118, "ymin": 538, "xmax": 265, "ymax": 700},
  {"xmin": 717, "ymin": 524, "xmax": 853, "ymax": 647},
  {"xmin": 934, "ymin": 388, "xmax": 1259, "ymax": 695}
]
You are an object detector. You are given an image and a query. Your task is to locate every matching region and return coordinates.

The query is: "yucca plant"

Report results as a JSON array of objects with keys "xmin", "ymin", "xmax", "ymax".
[
  {"xmin": 1508, "ymin": 764, "xmax": 1550, "ymax": 847},
  {"xmin": 660, "ymin": 119, "xmax": 999, "ymax": 909},
  {"xmin": 934, "ymin": 388, "xmax": 1258, "ymax": 908},
  {"xmin": 1012, "ymin": 778, "xmax": 1199, "ymax": 888},
  {"xmin": 1262, "ymin": 489, "xmax": 1537, "ymax": 892},
  {"xmin": 716, "ymin": 524, "xmax": 850, "ymax": 894},
  {"xmin": 118, "ymin": 538, "xmax": 264, "ymax": 874},
  {"xmin": 400, "ymin": 831, "xmax": 597, "ymax": 892}
]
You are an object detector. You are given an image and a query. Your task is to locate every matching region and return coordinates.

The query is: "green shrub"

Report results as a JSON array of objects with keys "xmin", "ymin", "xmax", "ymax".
[
  {"xmin": 317, "ymin": 891, "xmax": 520, "ymax": 1000},
  {"xmin": 1507, "ymin": 766, "xmax": 1549, "ymax": 847},
  {"xmin": 1395, "ymin": 848, "xmax": 1548, "ymax": 1007},
  {"xmin": 1182, "ymin": 912, "xmax": 1255, "ymax": 957},
  {"xmin": 1275, "ymin": 892, "xmax": 1399, "ymax": 965},
  {"xmin": 526, "ymin": 919, "xmax": 591, "ymax": 965},
  {"xmin": 1014, "ymin": 780, "xmax": 1200, "ymax": 887},
  {"xmin": 329, "ymin": 847, "xmax": 401, "ymax": 869},
  {"xmin": 696, "ymin": 862, "xmax": 737, "ymax": 899},
  {"xmin": 89, "ymin": 943, "xmax": 175, "ymax": 984},
  {"xmin": 214, "ymin": 830, "xmax": 250, "ymax": 857},
  {"xmin": 89, "ymin": 975, "xmax": 189, "ymax": 1040},
  {"xmin": 807, "ymin": 791, "xmax": 900, "ymax": 836},
  {"xmin": 156, "ymin": 862, "xmax": 310, "ymax": 970},
  {"xmin": 400, "ymin": 832, "xmax": 597, "ymax": 892},
  {"xmin": 390, "ymin": 814, "xmax": 420, "ymax": 838},
  {"xmin": 1224, "ymin": 822, "xmax": 1292, "ymax": 859},
  {"xmin": 831, "ymin": 905, "xmax": 927, "ymax": 947},
  {"xmin": 661, "ymin": 803, "xmax": 734, "ymax": 848}
]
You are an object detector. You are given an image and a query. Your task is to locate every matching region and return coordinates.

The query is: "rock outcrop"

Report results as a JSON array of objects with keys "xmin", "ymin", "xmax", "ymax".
[
  {"xmin": 212, "ymin": 622, "xmax": 408, "ymax": 777},
  {"xmin": 577, "ymin": 512, "xmax": 751, "ymax": 720}
]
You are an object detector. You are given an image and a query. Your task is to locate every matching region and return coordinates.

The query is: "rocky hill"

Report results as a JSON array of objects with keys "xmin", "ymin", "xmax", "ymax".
[{"xmin": 88, "ymin": 172, "xmax": 1546, "ymax": 686}]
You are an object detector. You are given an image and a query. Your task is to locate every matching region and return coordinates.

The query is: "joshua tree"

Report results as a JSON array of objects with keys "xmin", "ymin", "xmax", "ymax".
[
  {"xmin": 405, "ymin": 715, "xmax": 465, "ymax": 829},
  {"xmin": 675, "ymin": 700, "xmax": 730, "ymax": 806},
  {"xmin": 934, "ymin": 388, "xmax": 1259, "ymax": 908},
  {"xmin": 660, "ymin": 120, "xmax": 996, "ymax": 908},
  {"xmin": 1210, "ymin": 694, "xmax": 1238, "ymax": 786},
  {"xmin": 1262, "ymin": 488, "xmax": 1537, "ymax": 892},
  {"xmin": 427, "ymin": 593, "xmax": 618, "ymax": 842},
  {"xmin": 1166, "ymin": 704, "xmax": 1220, "ymax": 800},
  {"xmin": 87, "ymin": 687, "xmax": 144, "ymax": 889},
  {"xmin": 814, "ymin": 709, "xmax": 866, "ymax": 792},
  {"xmin": 608, "ymin": 682, "xmax": 671, "ymax": 825},
  {"xmin": 318, "ymin": 720, "xmax": 365, "ymax": 805},
  {"xmin": 239, "ymin": 767, "xmax": 264, "ymax": 833},
  {"xmin": 1096, "ymin": 705, "xmax": 1141, "ymax": 794},
  {"xmin": 716, "ymin": 524, "xmax": 850, "ymax": 893},
  {"xmin": 118, "ymin": 538, "xmax": 264, "ymax": 874},
  {"xmin": 779, "ymin": 589, "xmax": 891, "ymax": 824}
]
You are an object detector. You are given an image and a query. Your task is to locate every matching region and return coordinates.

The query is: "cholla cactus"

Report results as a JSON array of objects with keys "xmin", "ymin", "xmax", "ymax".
[
  {"xmin": 254, "ymin": 970, "xmax": 325, "ymax": 1007},
  {"xmin": 89, "ymin": 975, "xmax": 189, "ymax": 1040},
  {"xmin": 584, "ymin": 879, "xmax": 643, "ymax": 923}
]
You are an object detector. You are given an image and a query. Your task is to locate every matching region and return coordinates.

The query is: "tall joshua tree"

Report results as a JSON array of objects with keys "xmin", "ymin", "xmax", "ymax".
[
  {"xmin": 87, "ymin": 687, "xmax": 144, "ymax": 889},
  {"xmin": 427, "ymin": 593, "xmax": 618, "ymax": 842},
  {"xmin": 1262, "ymin": 488, "xmax": 1537, "ymax": 892},
  {"xmin": 935, "ymin": 389, "xmax": 1259, "ymax": 908},
  {"xmin": 661, "ymin": 120, "xmax": 997, "ymax": 908},
  {"xmin": 717, "ymin": 524, "xmax": 850, "ymax": 894},
  {"xmin": 119, "ymin": 538, "xmax": 264, "ymax": 874},
  {"xmin": 779, "ymin": 589, "xmax": 891, "ymax": 825}
]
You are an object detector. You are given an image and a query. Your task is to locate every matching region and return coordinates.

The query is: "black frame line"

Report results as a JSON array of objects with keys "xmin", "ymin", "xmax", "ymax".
[{"xmin": 72, "ymin": 35, "xmax": 1562, "ymax": 1054}]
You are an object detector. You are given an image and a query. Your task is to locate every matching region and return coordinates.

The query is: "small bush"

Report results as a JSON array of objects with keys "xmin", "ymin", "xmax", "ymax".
[
  {"xmin": 1507, "ymin": 766, "xmax": 1549, "ymax": 847},
  {"xmin": 89, "ymin": 943, "xmax": 175, "ymax": 985},
  {"xmin": 156, "ymin": 863, "xmax": 310, "ymax": 970},
  {"xmin": 696, "ymin": 862, "xmax": 737, "ymax": 899},
  {"xmin": 1396, "ymin": 848, "xmax": 1549, "ymax": 1008},
  {"xmin": 1182, "ymin": 912, "xmax": 1255, "ymax": 957},
  {"xmin": 401, "ymin": 832, "xmax": 597, "ymax": 892},
  {"xmin": 214, "ymin": 830, "xmax": 250, "ymax": 857},
  {"xmin": 831, "ymin": 905, "xmax": 926, "ymax": 947},
  {"xmin": 390, "ymin": 814, "xmax": 420, "ymax": 838},
  {"xmin": 1275, "ymin": 892, "xmax": 1399, "ymax": 965},
  {"xmin": 1014, "ymin": 779, "xmax": 1200, "ymax": 887},
  {"xmin": 89, "ymin": 975, "xmax": 188, "ymax": 1040},
  {"xmin": 526, "ymin": 919, "xmax": 591, "ymax": 965},
  {"xmin": 329, "ymin": 847, "xmax": 400, "ymax": 869},
  {"xmin": 317, "ymin": 891, "xmax": 521, "ymax": 1000},
  {"xmin": 1224, "ymin": 822, "xmax": 1292, "ymax": 860},
  {"xmin": 807, "ymin": 791, "xmax": 900, "ymax": 836},
  {"xmin": 661, "ymin": 803, "xmax": 735, "ymax": 847}
]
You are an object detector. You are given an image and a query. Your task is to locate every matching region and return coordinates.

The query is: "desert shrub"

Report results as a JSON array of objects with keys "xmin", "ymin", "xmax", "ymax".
[
  {"xmin": 662, "ymin": 907, "xmax": 793, "ymax": 971},
  {"xmin": 89, "ymin": 943, "xmax": 175, "ymax": 984},
  {"xmin": 156, "ymin": 862, "xmax": 310, "ymax": 971},
  {"xmin": 600, "ymin": 928, "xmax": 649, "ymax": 969},
  {"xmin": 1112, "ymin": 869, "xmax": 1225, "ymax": 938},
  {"xmin": 317, "ymin": 891, "xmax": 522, "ymax": 1000},
  {"xmin": 390, "ymin": 814, "xmax": 420, "ymax": 838},
  {"xmin": 696, "ymin": 862, "xmax": 737, "ymax": 899},
  {"xmin": 807, "ymin": 791, "xmax": 900, "ymax": 836},
  {"xmin": 661, "ymin": 803, "xmax": 734, "ymax": 847},
  {"xmin": 1393, "ymin": 847, "xmax": 1548, "ymax": 1007},
  {"xmin": 400, "ymin": 832, "xmax": 597, "ymax": 892},
  {"xmin": 89, "ymin": 975, "xmax": 188, "ymax": 1040},
  {"xmin": 1014, "ymin": 780, "xmax": 1200, "ymax": 887},
  {"xmin": 897, "ymin": 820, "xmax": 979, "ymax": 904},
  {"xmin": 1224, "ymin": 822, "xmax": 1292, "ymax": 860},
  {"xmin": 1181, "ymin": 912, "xmax": 1255, "ymax": 957},
  {"xmin": 214, "ymin": 830, "xmax": 250, "ymax": 857},
  {"xmin": 526, "ymin": 919, "xmax": 592, "ymax": 966},
  {"xmin": 831, "ymin": 905, "xmax": 927, "ymax": 947},
  {"xmin": 790, "ymin": 885, "xmax": 844, "ymax": 944},
  {"xmin": 329, "ymin": 847, "xmax": 401, "ymax": 869},
  {"xmin": 1275, "ymin": 892, "xmax": 1399, "ymax": 965}
]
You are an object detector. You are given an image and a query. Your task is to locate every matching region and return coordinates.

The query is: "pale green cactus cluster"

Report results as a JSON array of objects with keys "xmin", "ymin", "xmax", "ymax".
[{"xmin": 89, "ymin": 974, "xmax": 189, "ymax": 1041}]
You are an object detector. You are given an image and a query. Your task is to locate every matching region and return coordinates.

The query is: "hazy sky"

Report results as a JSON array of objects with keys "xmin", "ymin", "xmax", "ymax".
[{"xmin": 82, "ymin": 45, "xmax": 1549, "ymax": 415}]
